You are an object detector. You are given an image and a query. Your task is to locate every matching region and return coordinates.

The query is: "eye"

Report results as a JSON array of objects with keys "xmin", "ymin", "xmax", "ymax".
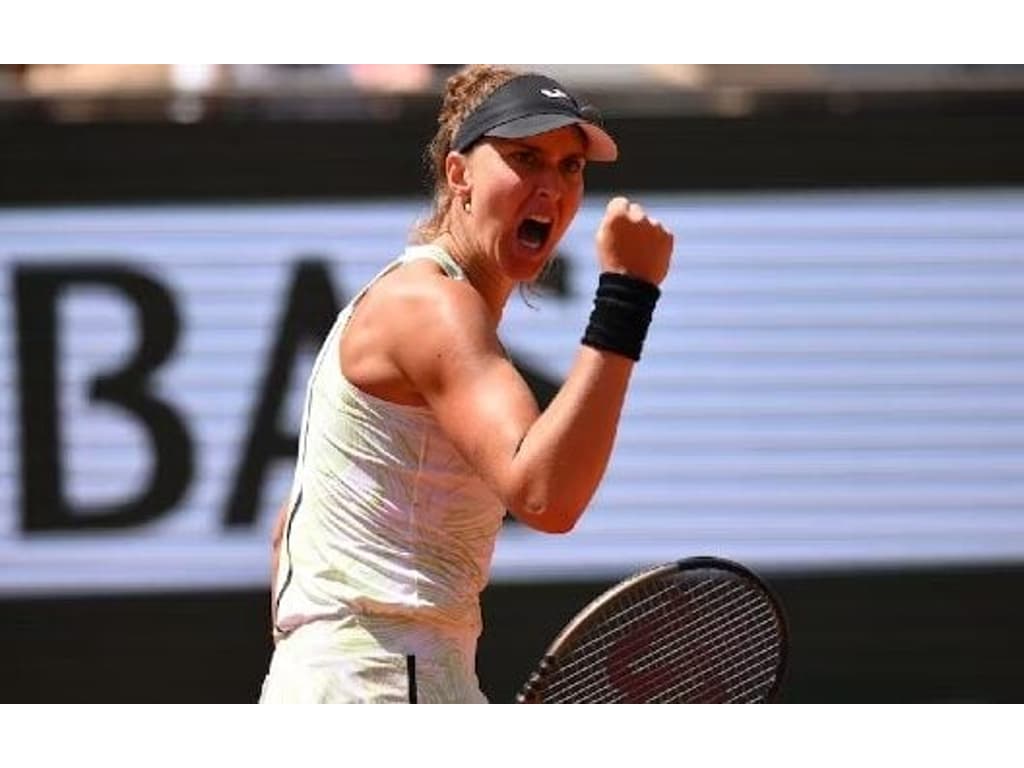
[
  {"xmin": 561, "ymin": 156, "xmax": 585, "ymax": 175},
  {"xmin": 511, "ymin": 150, "xmax": 539, "ymax": 167}
]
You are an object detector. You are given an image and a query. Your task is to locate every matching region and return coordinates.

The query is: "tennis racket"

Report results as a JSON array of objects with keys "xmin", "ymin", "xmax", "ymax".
[{"xmin": 516, "ymin": 556, "xmax": 788, "ymax": 703}]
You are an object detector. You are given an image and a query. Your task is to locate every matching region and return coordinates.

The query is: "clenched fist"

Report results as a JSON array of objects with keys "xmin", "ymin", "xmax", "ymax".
[{"xmin": 595, "ymin": 196, "xmax": 674, "ymax": 286}]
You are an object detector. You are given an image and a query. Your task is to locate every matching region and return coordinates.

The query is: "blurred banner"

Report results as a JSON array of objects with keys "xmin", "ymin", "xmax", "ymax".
[{"xmin": 3, "ymin": 189, "xmax": 1024, "ymax": 596}]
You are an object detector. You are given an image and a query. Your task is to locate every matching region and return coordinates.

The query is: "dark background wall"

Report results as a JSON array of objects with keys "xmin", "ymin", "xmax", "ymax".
[
  {"xmin": 4, "ymin": 90, "xmax": 1024, "ymax": 204},
  {"xmin": 5, "ymin": 565, "xmax": 1024, "ymax": 703},
  {"xmin": 3, "ymin": 94, "xmax": 1024, "ymax": 702}
]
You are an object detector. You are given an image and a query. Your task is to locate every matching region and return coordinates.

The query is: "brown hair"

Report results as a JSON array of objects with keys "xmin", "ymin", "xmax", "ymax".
[{"xmin": 413, "ymin": 64, "xmax": 521, "ymax": 243}]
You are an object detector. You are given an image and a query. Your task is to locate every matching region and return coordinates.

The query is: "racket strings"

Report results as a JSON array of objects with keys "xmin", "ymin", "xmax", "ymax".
[
  {"xmin": 548, "ymin": 591, "xmax": 777, "ymax": 702},
  {"xmin": 554, "ymin": 605, "xmax": 780, "ymax": 703},
  {"xmin": 549, "ymin": 578, "xmax": 747, "ymax": 684},
  {"xmin": 547, "ymin": 579, "xmax": 746, "ymax": 696},
  {"xmin": 543, "ymin": 578, "xmax": 782, "ymax": 703},
  {"xmin": 553, "ymin": 577, "xmax": 731, "ymax": 673},
  {"xmin": 728, "ymin": 660, "xmax": 786, "ymax": 703},
  {"xmin": 568, "ymin": 626, "xmax": 778, "ymax": 704},
  {"xmin": 725, "ymin": 664, "xmax": 779, "ymax": 703},
  {"xmin": 580, "ymin": 638, "xmax": 778, "ymax": 704},
  {"xmin": 644, "ymin": 654, "xmax": 775, "ymax": 704},
  {"xmin": 622, "ymin": 594, "xmax": 778, "ymax": 681},
  {"xmin": 549, "ymin": 582, "xmax": 752, "ymax": 696},
  {"xmin": 604, "ymin": 601, "xmax": 779, "ymax": 703},
  {"xmin": 641, "ymin": 638, "xmax": 780, "ymax": 704}
]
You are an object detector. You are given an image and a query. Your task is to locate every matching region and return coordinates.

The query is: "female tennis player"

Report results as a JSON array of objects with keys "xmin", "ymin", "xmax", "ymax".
[{"xmin": 259, "ymin": 64, "xmax": 674, "ymax": 703}]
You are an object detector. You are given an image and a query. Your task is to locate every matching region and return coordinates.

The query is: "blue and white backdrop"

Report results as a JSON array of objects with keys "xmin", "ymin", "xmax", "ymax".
[{"xmin": 2, "ymin": 189, "xmax": 1023, "ymax": 595}]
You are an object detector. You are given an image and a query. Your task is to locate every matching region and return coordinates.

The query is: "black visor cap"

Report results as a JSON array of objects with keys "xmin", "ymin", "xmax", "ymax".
[{"xmin": 451, "ymin": 74, "xmax": 618, "ymax": 162}]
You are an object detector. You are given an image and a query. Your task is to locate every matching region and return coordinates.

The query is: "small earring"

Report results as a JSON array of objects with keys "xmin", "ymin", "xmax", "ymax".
[{"xmin": 463, "ymin": 199, "xmax": 471, "ymax": 214}]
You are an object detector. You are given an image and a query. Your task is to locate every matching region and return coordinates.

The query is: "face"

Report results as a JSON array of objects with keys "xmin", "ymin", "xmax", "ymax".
[{"xmin": 454, "ymin": 125, "xmax": 586, "ymax": 283}]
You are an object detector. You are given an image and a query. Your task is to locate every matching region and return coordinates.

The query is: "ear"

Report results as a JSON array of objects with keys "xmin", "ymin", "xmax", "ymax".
[{"xmin": 445, "ymin": 150, "xmax": 472, "ymax": 201}]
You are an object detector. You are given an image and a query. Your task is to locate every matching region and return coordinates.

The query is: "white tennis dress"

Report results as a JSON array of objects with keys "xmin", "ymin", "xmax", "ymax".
[{"xmin": 259, "ymin": 245, "xmax": 506, "ymax": 703}]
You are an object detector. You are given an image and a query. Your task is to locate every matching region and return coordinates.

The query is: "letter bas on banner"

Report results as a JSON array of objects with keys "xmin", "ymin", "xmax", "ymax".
[{"xmin": 14, "ymin": 264, "xmax": 193, "ymax": 532}]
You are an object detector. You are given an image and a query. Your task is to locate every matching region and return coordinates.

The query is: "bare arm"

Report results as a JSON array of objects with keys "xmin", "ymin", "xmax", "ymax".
[{"xmin": 398, "ymin": 197, "xmax": 673, "ymax": 533}]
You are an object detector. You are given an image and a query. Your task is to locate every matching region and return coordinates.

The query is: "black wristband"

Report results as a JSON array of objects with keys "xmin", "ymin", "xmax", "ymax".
[{"xmin": 580, "ymin": 272, "xmax": 661, "ymax": 361}]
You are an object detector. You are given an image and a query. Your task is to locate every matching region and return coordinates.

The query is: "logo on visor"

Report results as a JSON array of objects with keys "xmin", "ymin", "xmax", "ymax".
[{"xmin": 540, "ymin": 88, "xmax": 570, "ymax": 99}]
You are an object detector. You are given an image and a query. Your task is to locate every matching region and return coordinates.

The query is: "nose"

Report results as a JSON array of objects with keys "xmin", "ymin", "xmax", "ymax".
[{"xmin": 535, "ymin": 163, "xmax": 563, "ymax": 202}]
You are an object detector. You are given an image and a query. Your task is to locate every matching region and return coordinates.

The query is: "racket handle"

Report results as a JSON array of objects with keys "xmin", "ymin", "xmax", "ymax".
[{"xmin": 516, "ymin": 655, "xmax": 558, "ymax": 704}]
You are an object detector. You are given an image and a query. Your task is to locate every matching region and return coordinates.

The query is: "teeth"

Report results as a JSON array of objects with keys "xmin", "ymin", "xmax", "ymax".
[{"xmin": 527, "ymin": 215, "xmax": 552, "ymax": 224}]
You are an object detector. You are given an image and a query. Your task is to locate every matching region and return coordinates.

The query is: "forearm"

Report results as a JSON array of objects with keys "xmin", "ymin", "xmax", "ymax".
[
  {"xmin": 508, "ymin": 345, "xmax": 634, "ymax": 532},
  {"xmin": 506, "ymin": 268, "xmax": 663, "ymax": 532}
]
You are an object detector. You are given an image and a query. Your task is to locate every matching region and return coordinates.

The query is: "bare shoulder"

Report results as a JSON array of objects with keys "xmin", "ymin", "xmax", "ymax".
[
  {"xmin": 343, "ymin": 258, "xmax": 501, "ymax": 402},
  {"xmin": 371, "ymin": 259, "xmax": 495, "ymax": 343}
]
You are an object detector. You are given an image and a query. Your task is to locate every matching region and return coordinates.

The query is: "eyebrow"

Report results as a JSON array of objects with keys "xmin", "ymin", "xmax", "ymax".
[{"xmin": 498, "ymin": 138, "xmax": 586, "ymax": 162}]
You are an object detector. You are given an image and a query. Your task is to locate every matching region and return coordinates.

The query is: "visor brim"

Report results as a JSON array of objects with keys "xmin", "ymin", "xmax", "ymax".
[{"xmin": 485, "ymin": 113, "xmax": 619, "ymax": 162}]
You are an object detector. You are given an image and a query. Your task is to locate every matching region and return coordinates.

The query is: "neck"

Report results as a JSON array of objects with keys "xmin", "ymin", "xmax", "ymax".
[{"xmin": 432, "ymin": 228, "xmax": 514, "ymax": 323}]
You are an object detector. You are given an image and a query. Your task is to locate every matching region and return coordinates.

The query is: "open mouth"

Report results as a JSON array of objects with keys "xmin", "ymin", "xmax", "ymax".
[{"xmin": 517, "ymin": 215, "xmax": 553, "ymax": 251}]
